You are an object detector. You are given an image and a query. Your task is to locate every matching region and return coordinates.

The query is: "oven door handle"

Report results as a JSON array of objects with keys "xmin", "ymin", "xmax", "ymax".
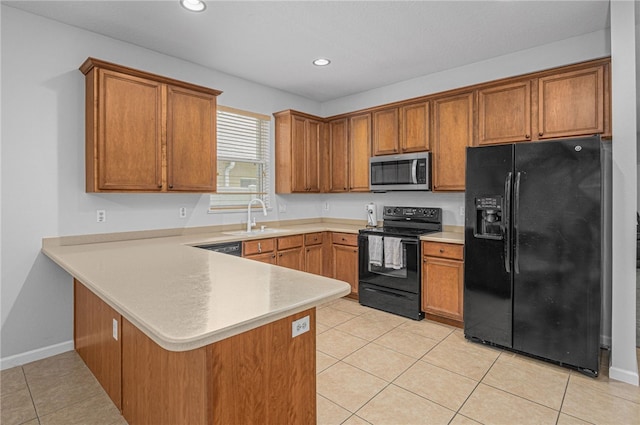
[{"xmin": 362, "ymin": 286, "xmax": 406, "ymax": 299}]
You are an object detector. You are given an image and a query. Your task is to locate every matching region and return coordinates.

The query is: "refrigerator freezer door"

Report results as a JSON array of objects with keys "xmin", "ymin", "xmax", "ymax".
[
  {"xmin": 464, "ymin": 144, "xmax": 514, "ymax": 347},
  {"xmin": 512, "ymin": 137, "xmax": 601, "ymax": 373}
]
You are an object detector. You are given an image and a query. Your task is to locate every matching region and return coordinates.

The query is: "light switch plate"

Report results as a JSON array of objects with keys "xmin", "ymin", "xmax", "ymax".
[{"xmin": 291, "ymin": 316, "xmax": 310, "ymax": 338}]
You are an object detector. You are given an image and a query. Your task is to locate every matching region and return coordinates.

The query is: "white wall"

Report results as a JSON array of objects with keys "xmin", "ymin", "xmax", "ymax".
[{"xmin": 1, "ymin": 4, "xmax": 630, "ymax": 371}]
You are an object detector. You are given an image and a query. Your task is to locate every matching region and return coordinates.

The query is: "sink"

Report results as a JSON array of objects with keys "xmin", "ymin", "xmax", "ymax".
[{"xmin": 222, "ymin": 228, "xmax": 289, "ymax": 236}]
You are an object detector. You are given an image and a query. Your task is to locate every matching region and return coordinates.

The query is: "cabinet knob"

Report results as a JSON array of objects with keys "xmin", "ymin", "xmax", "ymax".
[
  {"xmin": 439, "ymin": 249, "xmax": 445, "ymax": 253},
  {"xmin": 169, "ymin": 185, "xmax": 174, "ymax": 189},
  {"xmin": 279, "ymin": 253, "xmax": 283, "ymax": 257},
  {"xmin": 525, "ymin": 134, "xmax": 531, "ymax": 139},
  {"xmin": 538, "ymin": 132, "xmax": 543, "ymax": 137}
]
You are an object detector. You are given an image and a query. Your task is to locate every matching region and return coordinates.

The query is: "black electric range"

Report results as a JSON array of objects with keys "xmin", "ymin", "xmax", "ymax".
[{"xmin": 358, "ymin": 206, "xmax": 442, "ymax": 320}]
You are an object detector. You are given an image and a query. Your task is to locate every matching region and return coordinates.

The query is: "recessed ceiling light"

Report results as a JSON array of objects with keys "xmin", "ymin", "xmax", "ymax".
[
  {"xmin": 313, "ymin": 58, "xmax": 331, "ymax": 67},
  {"xmin": 180, "ymin": 0, "xmax": 206, "ymax": 12}
]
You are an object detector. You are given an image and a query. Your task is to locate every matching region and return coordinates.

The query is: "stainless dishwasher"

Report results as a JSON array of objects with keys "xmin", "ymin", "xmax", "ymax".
[{"xmin": 195, "ymin": 241, "xmax": 242, "ymax": 257}]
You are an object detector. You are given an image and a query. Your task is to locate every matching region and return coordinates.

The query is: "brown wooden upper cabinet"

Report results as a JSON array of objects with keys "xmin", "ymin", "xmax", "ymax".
[
  {"xmin": 431, "ymin": 92, "xmax": 474, "ymax": 192},
  {"xmin": 274, "ymin": 110, "xmax": 323, "ymax": 193},
  {"xmin": 478, "ymin": 81, "xmax": 531, "ymax": 145},
  {"xmin": 348, "ymin": 113, "xmax": 372, "ymax": 192},
  {"xmin": 328, "ymin": 118, "xmax": 349, "ymax": 192},
  {"xmin": 537, "ymin": 65, "xmax": 604, "ymax": 140},
  {"xmin": 373, "ymin": 102, "xmax": 430, "ymax": 156},
  {"xmin": 80, "ymin": 58, "xmax": 220, "ymax": 193}
]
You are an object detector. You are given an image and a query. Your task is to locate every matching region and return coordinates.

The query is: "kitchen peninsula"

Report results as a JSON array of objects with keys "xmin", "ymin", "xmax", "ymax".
[{"xmin": 42, "ymin": 228, "xmax": 352, "ymax": 425}]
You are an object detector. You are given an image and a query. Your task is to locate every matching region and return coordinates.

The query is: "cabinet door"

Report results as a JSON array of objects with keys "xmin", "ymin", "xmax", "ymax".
[
  {"xmin": 332, "ymin": 244, "xmax": 358, "ymax": 295},
  {"xmin": 245, "ymin": 252, "xmax": 277, "ymax": 264},
  {"xmin": 349, "ymin": 113, "xmax": 372, "ymax": 192},
  {"xmin": 277, "ymin": 247, "xmax": 304, "ymax": 271},
  {"xmin": 422, "ymin": 256, "xmax": 464, "ymax": 323},
  {"xmin": 305, "ymin": 119, "xmax": 322, "ymax": 192},
  {"xmin": 401, "ymin": 101, "xmax": 430, "ymax": 153},
  {"xmin": 478, "ymin": 81, "xmax": 531, "ymax": 145},
  {"xmin": 328, "ymin": 118, "xmax": 349, "ymax": 192},
  {"xmin": 305, "ymin": 244, "xmax": 324, "ymax": 276},
  {"xmin": 97, "ymin": 69, "xmax": 163, "ymax": 191},
  {"xmin": 432, "ymin": 92, "xmax": 474, "ymax": 191},
  {"xmin": 290, "ymin": 114, "xmax": 307, "ymax": 192},
  {"xmin": 166, "ymin": 85, "xmax": 217, "ymax": 191},
  {"xmin": 373, "ymin": 108, "xmax": 399, "ymax": 155},
  {"xmin": 538, "ymin": 65, "xmax": 604, "ymax": 139}
]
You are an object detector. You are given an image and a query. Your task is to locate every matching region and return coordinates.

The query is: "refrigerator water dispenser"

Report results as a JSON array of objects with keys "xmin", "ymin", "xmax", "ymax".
[{"xmin": 474, "ymin": 196, "xmax": 503, "ymax": 239}]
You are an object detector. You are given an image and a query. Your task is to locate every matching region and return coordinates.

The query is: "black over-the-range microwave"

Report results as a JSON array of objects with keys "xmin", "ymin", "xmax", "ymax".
[{"xmin": 369, "ymin": 152, "xmax": 431, "ymax": 192}]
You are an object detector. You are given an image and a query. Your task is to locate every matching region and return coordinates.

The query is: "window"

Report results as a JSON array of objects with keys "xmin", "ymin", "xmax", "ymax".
[{"xmin": 209, "ymin": 106, "xmax": 271, "ymax": 211}]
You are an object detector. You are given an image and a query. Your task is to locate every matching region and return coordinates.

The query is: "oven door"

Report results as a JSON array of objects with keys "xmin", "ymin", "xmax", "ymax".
[{"xmin": 358, "ymin": 234, "xmax": 420, "ymax": 294}]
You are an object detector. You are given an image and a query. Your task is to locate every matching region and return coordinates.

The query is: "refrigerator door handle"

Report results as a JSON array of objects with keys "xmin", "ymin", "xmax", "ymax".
[
  {"xmin": 504, "ymin": 172, "xmax": 512, "ymax": 273},
  {"xmin": 514, "ymin": 171, "xmax": 522, "ymax": 274}
]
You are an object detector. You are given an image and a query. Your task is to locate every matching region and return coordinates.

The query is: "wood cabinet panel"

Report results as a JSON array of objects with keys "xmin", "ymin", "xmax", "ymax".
[
  {"xmin": 290, "ymin": 114, "xmax": 307, "ymax": 192},
  {"xmin": 422, "ymin": 256, "xmax": 464, "ymax": 325},
  {"xmin": 275, "ymin": 110, "xmax": 323, "ymax": 193},
  {"xmin": 331, "ymin": 232, "xmax": 358, "ymax": 246},
  {"xmin": 166, "ymin": 85, "xmax": 217, "ymax": 191},
  {"xmin": 373, "ymin": 107, "xmax": 400, "ymax": 155},
  {"xmin": 74, "ymin": 279, "xmax": 122, "ymax": 410},
  {"xmin": 243, "ymin": 238, "xmax": 275, "ymax": 256},
  {"xmin": 304, "ymin": 232, "xmax": 324, "ymax": 246},
  {"xmin": 432, "ymin": 92, "xmax": 474, "ymax": 191},
  {"xmin": 348, "ymin": 113, "xmax": 372, "ymax": 192},
  {"xmin": 209, "ymin": 309, "xmax": 316, "ymax": 425},
  {"xmin": 538, "ymin": 65, "xmax": 604, "ymax": 139},
  {"xmin": 422, "ymin": 242, "xmax": 464, "ymax": 260},
  {"xmin": 122, "ymin": 319, "xmax": 208, "ymax": 425},
  {"xmin": 278, "ymin": 247, "xmax": 305, "ymax": 271},
  {"xmin": 332, "ymin": 244, "xmax": 359, "ymax": 296},
  {"xmin": 82, "ymin": 58, "xmax": 220, "ymax": 193},
  {"xmin": 245, "ymin": 252, "xmax": 277, "ymax": 264},
  {"xmin": 277, "ymin": 234, "xmax": 303, "ymax": 250},
  {"xmin": 401, "ymin": 101, "xmax": 430, "ymax": 152},
  {"xmin": 478, "ymin": 81, "xmax": 531, "ymax": 145},
  {"xmin": 305, "ymin": 244, "xmax": 324, "ymax": 276},
  {"xmin": 328, "ymin": 118, "xmax": 349, "ymax": 192},
  {"xmin": 421, "ymin": 241, "xmax": 464, "ymax": 327},
  {"xmin": 95, "ymin": 69, "xmax": 163, "ymax": 191}
]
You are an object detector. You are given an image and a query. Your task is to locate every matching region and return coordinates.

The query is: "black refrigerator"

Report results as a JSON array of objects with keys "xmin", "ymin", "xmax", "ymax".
[{"xmin": 464, "ymin": 136, "xmax": 602, "ymax": 376}]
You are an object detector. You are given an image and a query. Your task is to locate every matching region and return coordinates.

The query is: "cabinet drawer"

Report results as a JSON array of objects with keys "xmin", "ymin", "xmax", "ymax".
[
  {"xmin": 304, "ymin": 232, "xmax": 324, "ymax": 246},
  {"xmin": 277, "ymin": 235, "xmax": 303, "ymax": 250},
  {"xmin": 422, "ymin": 242, "xmax": 464, "ymax": 260},
  {"xmin": 243, "ymin": 238, "xmax": 275, "ymax": 256},
  {"xmin": 332, "ymin": 233, "xmax": 358, "ymax": 246}
]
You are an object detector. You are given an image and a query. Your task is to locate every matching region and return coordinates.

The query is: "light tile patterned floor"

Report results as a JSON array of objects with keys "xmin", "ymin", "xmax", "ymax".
[{"xmin": 2, "ymin": 297, "xmax": 639, "ymax": 425}]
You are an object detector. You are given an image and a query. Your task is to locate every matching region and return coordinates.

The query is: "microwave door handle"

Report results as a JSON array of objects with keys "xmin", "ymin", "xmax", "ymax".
[{"xmin": 411, "ymin": 160, "xmax": 418, "ymax": 184}]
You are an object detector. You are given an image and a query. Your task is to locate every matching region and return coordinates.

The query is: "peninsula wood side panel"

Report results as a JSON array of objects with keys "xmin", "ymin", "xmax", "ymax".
[
  {"xmin": 208, "ymin": 309, "xmax": 316, "ymax": 425},
  {"xmin": 74, "ymin": 279, "xmax": 122, "ymax": 410}
]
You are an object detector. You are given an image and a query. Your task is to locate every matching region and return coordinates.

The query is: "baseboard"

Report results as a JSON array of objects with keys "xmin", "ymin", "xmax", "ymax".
[
  {"xmin": 608, "ymin": 365, "xmax": 640, "ymax": 386},
  {"xmin": 0, "ymin": 340, "xmax": 74, "ymax": 371}
]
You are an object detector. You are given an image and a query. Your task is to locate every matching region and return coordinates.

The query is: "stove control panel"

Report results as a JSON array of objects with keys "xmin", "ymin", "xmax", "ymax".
[{"xmin": 383, "ymin": 206, "xmax": 441, "ymax": 221}]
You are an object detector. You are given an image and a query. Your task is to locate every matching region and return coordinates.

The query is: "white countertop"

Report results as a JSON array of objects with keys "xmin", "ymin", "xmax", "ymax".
[
  {"xmin": 42, "ymin": 227, "xmax": 352, "ymax": 352},
  {"xmin": 42, "ymin": 220, "xmax": 463, "ymax": 352}
]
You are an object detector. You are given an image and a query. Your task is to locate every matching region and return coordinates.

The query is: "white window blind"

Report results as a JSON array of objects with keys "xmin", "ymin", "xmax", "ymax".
[{"xmin": 209, "ymin": 106, "xmax": 271, "ymax": 211}]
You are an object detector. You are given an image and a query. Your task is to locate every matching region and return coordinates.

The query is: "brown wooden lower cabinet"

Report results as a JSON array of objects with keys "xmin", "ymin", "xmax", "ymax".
[
  {"xmin": 74, "ymin": 279, "xmax": 316, "ymax": 425},
  {"xmin": 421, "ymin": 241, "xmax": 464, "ymax": 328},
  {"xmin": 331, "ymin": 232, "xmax": 359, "ymax": 297}
]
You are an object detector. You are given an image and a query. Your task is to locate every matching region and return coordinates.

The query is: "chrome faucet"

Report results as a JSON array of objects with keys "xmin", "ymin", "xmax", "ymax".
[{"xmin": 247, "ymin": 198, "xmax": 267, "ymax": 232}]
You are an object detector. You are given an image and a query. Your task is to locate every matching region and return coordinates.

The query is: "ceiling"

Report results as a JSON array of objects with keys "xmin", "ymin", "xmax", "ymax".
[{"xmin": 3, "ymin": 0, "xmax": 618, "ymax": 103}]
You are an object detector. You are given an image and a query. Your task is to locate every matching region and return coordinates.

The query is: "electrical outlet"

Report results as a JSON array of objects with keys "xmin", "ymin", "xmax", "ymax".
[
  {"xmin": 97, "ymin": 210, "xmax": 106, "ymax": 223},
  {"xmin": 292, "ymin": 316, "xmax": 310, "ymax": 338},
  {"xmin": 112, "ymin": 318, "xmax": 118, "ymax": 341},
  {"xmin": 179, "ymin": 207, "xmax": 187, "ymax": 218},
  {"xmin": 459, "ymin": 206, "xmax": 465, "ymax": 217},
  {"xmin": 278, "ymin": 204, "xmax": 287, "ymax": 213},
  {"xmin": 323, "ymin": 202, "xmax": 330, "ymax": 211}
]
